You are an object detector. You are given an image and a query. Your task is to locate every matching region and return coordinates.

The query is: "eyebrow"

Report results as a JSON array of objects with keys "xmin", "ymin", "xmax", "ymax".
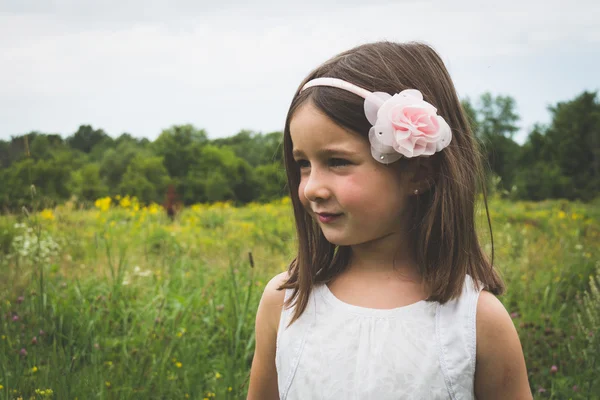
[{"xmin": 292, "ymin": 148, "xmax": 358, "ymax": 158}]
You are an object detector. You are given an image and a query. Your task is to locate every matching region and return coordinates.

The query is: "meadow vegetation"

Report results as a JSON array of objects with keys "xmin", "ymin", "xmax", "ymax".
[{"xmin": 0, "ymin": 194, "xmax": 599, "ymax": 399}]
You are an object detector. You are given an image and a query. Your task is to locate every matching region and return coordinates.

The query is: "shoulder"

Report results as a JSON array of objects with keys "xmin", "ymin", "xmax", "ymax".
[
  {"xmin": 474, "ymin": 290, "xmax": 532, "ymax": 399},
  {"xmin": 262, "ymin": 271, "xmax": 289, "ymax": 308},
  {"xmin": 256, "ymin": 272, "xmax": 289, "ymax": 331}
]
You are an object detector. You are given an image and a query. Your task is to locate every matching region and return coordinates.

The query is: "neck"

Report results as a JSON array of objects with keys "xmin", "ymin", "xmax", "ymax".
[{"xmin": 347, "ymin": 231, "xmax": 422, "ymax": 282}]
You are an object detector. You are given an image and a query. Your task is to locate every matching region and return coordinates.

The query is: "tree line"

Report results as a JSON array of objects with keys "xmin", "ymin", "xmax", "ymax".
[{"xmin": 0, "ymin": 90, "xmax": 598, "ymax": 212}]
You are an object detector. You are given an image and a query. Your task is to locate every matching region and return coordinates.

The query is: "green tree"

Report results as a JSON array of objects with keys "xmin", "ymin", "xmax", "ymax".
[
  {"xmin": 66, "ymin": 125, "xmax": 112, "ymax": 154},
  {"xmin": 544, "ymin": 91, "xmax": 600, "ymax": 200},
  {"xmin": 119, "ymin": 155, "xmax": 170, "ymax": 204},
  {"xmin": 212, "ymin": 130, "xmax": 283, "ymax": 167},
  {"xmin": 254, "ymin": 163, "xmax": 287, "ymax": 202},
  {"xmin": 68, "ymin": 163, "xmax": 108, "ymax": 202},
  {"xmin": 152, "ymin": 124, "xmax": 208, "ymax": 179},
  {"xmin": 469, "ymin": 93, "xmax": 522, "ymax": 193},
  {"xmin": 100, "ymin": 140, "xmax": 146, "ymax": 191}
]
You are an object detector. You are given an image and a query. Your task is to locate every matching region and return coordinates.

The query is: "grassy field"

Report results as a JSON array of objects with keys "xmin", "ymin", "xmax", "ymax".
[{"xmin": 0, "ymin": 195, "xmax": 599, "ymax": 399}]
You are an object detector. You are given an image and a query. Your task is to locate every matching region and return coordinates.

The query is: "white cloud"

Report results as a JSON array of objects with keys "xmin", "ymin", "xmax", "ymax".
[{"xmin": 0, "ymin": 0, "xmax": 598, "ymax": 142}]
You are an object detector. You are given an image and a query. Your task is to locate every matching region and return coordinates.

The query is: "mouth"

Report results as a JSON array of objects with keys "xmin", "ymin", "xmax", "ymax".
[{"xmin": 316, "ymin": 212, "xmax": 343, "ymax": 223}]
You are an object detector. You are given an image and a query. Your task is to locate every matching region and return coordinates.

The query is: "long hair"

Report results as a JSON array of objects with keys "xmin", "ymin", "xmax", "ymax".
[{"xmin": 280, "ymin": 41, "xmax": 505, "ymax": 325}]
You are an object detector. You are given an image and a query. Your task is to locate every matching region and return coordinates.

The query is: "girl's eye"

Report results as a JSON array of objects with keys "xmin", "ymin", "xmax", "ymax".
[
  {"xmin": 296, "ymin": 159, "xmax": 310, "ymax": 168},
  {"xmin": 329, "ymin": 158, "xmax": 350, "ymax": 167}
]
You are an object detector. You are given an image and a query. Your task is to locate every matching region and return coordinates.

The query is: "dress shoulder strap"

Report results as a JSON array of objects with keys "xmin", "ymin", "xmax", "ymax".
[{"xmin": 435, "ymin": 274, "xmax": 483, "ymax": 400}]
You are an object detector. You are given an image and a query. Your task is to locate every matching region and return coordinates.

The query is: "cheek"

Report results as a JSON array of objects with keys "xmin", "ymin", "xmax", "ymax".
[{"xmin": 342, "ymin": 172, "xmax": 405, "ymax": 216}]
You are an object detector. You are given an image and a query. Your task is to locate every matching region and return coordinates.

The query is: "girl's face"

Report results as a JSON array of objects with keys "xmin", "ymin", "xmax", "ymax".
[{"xmin": 290, "ymin": 102, "xmax": 416, "ymax": 247}]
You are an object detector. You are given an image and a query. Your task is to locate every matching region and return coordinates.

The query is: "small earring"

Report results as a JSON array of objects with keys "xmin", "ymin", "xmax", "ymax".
[{"xmin": 413, "ymin": 189, "xmax": 419, "ymax": 195}]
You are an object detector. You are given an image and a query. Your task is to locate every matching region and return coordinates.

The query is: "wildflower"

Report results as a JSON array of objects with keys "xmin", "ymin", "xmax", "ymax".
[
  {"xmin": 105, "ymin": 381, "xmax": 111, "ymax": 387},
  {"xmin": 176, "ymin": 362, "xmax": 182, "ymax": 368},
  {"xmin": 12, "ymin": 315, "xmax": 19, "ymax": 322},
  {"xmin": 215, "ymin": 372, "xmax": 222, "ymax": 379},
  {"xmin": 119, "ymin": 196, "xmax": 132, "ymax": 209},
  {"xmin": 32, "ymin": 366, "xmax": 38, "ymax": 373},
  {"xmin": 550, "ymin": 365, "xmax": 558, "ymax": 373},
  {"xmin": 0, "ymin": 385, "xmax": 3, "ymax": 389},
  {"xmin": 228, "ymin": 386, "xmax": 233, "ymax": 392},
  {"xmin": 94, "ymin": 197, "xmax": 112, "ymax": 212},
  {"xmin": 104, "ymin": 361, "xmax": 113, "ymax": 367},
  {"xmin": 19, "ymin": 348, "xmax": 27, "ymax": 357},
  {"xmin": 17, "ymin": 296, "xmax": 24, "ymax": 304},
  {"xmin": 185, "ymin": 394, "xmax": 190, "ymax": 399},
  {"xmin": 538, "ymin": 387, "xmax": 546, "ymax": 393},
  {"xmin": 40, "ymin": 209, "xmax": 55, "ymax": 220},
  {"xmin": 31, "ymin": 336, "xmax": 38, "ymax": 345},
  {"xmin": 39, "ymin": 329, "xmax": 45, "ymax": 336},
  {"xmin": 510, "ymin": 312, "xmax": 519, "ymax": 319}
]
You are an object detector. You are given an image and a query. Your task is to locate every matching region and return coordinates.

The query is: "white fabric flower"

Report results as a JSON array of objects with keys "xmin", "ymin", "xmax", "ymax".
[{"xmin": 365, "ymin": 89, "xmax": 452, "ymax": 163}]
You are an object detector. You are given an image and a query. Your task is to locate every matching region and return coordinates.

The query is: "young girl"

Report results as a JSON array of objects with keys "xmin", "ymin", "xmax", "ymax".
[{"xmin": 248, "ymin": 41, "xmax": 532, "ymax": 400}]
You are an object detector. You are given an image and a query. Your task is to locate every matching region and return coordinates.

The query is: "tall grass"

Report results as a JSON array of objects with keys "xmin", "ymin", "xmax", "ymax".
[{"xmin": 0, "ymin": 195, "xmax": 598, "ymax": 399}]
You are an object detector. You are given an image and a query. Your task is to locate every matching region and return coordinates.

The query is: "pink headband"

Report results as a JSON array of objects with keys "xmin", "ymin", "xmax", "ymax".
[{"xmin": 300, "ymin": 77, "xmax": 452, "ymax": 163}]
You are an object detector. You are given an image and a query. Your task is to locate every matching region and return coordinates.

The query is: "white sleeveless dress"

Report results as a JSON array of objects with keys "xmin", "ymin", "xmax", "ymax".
[{"xmin": 275, "ymin": 274, "xmax": 482, "ymax": 400}]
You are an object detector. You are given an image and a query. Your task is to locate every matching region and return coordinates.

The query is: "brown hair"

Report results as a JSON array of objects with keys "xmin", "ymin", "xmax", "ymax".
[{"xmin": 280, "ymin": 41, "xmax": 505, "ymax": 325}]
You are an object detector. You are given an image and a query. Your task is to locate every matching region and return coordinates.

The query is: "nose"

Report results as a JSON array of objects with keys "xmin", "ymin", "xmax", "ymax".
[{"xmin": 302, "ymin": 169, "xmax": 331, "ymax": 203}]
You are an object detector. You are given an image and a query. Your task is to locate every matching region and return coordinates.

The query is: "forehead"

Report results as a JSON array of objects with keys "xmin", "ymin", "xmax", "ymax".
[{"xmin": 290, "ymin": 102, "xmax": 367, "ymax": 155}]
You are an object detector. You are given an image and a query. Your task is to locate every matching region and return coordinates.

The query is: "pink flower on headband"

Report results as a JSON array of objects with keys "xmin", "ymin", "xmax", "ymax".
[{"xmin": 365, "ymin": 89, "xmax": 452, "ymax": 163}]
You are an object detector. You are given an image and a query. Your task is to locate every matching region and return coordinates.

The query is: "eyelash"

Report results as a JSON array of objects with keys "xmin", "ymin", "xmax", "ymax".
[{"xmin": 296, "ymin": 158, "xmax": 350, "ymax": 169}]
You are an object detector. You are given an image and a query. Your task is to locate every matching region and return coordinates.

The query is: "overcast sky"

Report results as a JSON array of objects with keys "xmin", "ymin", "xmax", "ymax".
[{"xmin": 1, "ymin": 0, "xmax": 598, "ymax": 145}]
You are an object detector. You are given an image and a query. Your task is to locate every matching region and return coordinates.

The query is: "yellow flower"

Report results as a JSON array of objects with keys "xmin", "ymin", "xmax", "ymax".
[
  {"xmin": 176, "ymin": 362, "xmax": 182, "ymax": 368},
  {"xmin": 185, "ymin": 395, "xmax": 190, "ymax": 399},
  {"xmin": 94, "ymin": 197, "xmax": 112, "ymax": 212},
  {"xmin": 104, "ymin": 361, "xmax": 113, "ymax": 367},
  {"xmin": 105, "ymin": 381, "xmax": 111, "ymax": 387},
  {"xmin": 119, "ymin": 196, "xmax": 132, "ymax": 209},
  {"xmin": 0, "ymin": 385, "xmax": 3, "ymax": 389},
  {"xmin": 215, "ymin": 372, "xmax": 222, "ymax": 379},
  {"xmin": 558, "ymin": 211, "xmax": 566, "ymax": 219},
  {"xmin": 31, "ymin": 366, "xmax": 38, "ymax": 373},
  {"xmin": 228, "ymin": 386, "xmax": 233, "ymax": 392},
  {"xmin": 1, "ymin": 335, "xmax": 5, "ymax": 339},
  {"xmin": 40, "ymin": 209, "xmax": 55, "ymax": 220}
]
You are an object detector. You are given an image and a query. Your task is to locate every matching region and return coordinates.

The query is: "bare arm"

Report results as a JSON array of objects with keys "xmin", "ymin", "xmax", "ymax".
[
  {"xmin": 474, "ymin": 290, "xmax": 533, "ymax": 400},
  {"xmin": 247, "ymin": 272, "xmax": 288, "ymax": 400}
]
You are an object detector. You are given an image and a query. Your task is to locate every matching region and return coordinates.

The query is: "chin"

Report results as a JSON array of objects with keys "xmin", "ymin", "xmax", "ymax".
[{"xmin": 321, "ymin": 233, "xmax": 359, "ymax": 247}]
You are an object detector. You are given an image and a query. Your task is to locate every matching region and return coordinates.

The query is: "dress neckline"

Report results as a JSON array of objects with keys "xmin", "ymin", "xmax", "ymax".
[{"xmin": 317, "ymin": 282, "xmax": 434, "ymax": 318}]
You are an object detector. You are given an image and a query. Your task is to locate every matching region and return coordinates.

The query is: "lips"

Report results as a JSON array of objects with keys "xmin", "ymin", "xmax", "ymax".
[{"xmin": 316, "ymin": 212, "xmax": 342, "ymax": 223}]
